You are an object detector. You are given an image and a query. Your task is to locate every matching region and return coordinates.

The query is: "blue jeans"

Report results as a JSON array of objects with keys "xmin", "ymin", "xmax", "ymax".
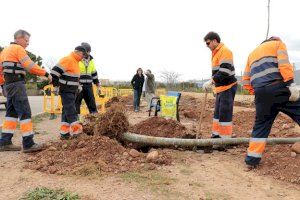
[{"xmin": 133, "ymin": 89, "xmax": 142, "ymax": 110}]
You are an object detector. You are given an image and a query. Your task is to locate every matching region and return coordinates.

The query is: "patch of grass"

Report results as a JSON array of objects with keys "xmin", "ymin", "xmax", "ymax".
[
  {"xmin": 179, "ymin": 168, "xmax": 193, "ymax": 176},
  {"xmin": 203, "ymin": 191, "xmax": 231, "ymax": 200},
  {"xmin": 32, "ymin": 113, "xmax": 51, "ymax": 124},
  {"xmin": 189, "ymin": 181, "xmax": 204, "ymax": 188},
  {"xmin": 35, "ymin": 130, "xmax": 50, "ymax": 135},
  {"xmin": 121, "ymin": 171, "xmax": 176, "ymax": 193},
  {"xmin": 73, "ymin": 163, "xmax": 102, "ymax": 177},
  {"xmin": 20, "ymin": 187, "xmax": 79, "ymax": 200}
]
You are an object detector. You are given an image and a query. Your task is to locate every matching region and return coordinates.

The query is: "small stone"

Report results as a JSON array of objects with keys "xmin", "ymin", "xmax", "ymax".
[
  {"xmin": 281, "ymin": 124, "xmax": 290, "ymax": 129},
  {"xmin": 146, "ymin": 150, "xmax": 159, "ymax": 162},
  {"xmin": 48, "ymin": 146, "xmax": 57, "ymax": 151},
  {"xmin": 77, "ymin": 141, "xmax": 85, "ymax": 148},
  {"xmin": 48, "ymin": 166, "xmax": 58, "ymax": 174},
  {"xmin": 291, "ymin": 142, "xmax": 300, "ymax": 154},
  {"xmin": 146, "ymin": 163, "xmax": 156, "ymax": 170},
  {"xmin": 291, "ymin": 152, "xmax": 297, "ymax": 158},
  {"xmin": 25, "ymin": 157, "xmax": 37, "ymax": 162},
  {"xmin": 122, "ymin": 152, "xmax": 129, "ymax": 157},
  {"xmin": 129, "ymin": 149, "xmax": 140, "ymax": 158},
  {"xmin": 62, "ymin": 144, "xmax": 68, "ymax": 149}
]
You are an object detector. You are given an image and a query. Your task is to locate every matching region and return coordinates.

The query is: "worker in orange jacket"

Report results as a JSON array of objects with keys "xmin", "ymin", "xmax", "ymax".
[
  {"xmin": 203, "ymin": 32, "xmax": 237, "ymax": 142},
  {"xmin": 0, "ymin": 30, "xmax": 52, "ymax": 152},
  {"xmin": 0, "ymin": 51, "xmax": 5, "ymax": 94},
  {"xmin": 51, "ymin": 46, "xmax": 87, "ymax": 140},
  {"xmin": 242, "ymin": 36, "xmax": 300, "ymax": 169}
]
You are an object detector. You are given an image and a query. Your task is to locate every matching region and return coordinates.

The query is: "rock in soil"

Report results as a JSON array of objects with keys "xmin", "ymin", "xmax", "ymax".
[
  {"xmin": 291, "ymin": 142, "xmax": 300, "ymax": 154},
  {"xmin": 129, "ymin": 149, "xmax": 141, "ymax": 158},
  {"xmin": 146, "ymin": 150, "xmax": 159, "ymax": 162}
]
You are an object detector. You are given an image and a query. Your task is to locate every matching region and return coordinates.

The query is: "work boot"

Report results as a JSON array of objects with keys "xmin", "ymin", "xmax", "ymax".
[
  {"xmin": 244, "ymin": 164, "xmax": 258, "ymax": 172},
  {"xmin": 0, "ymin": 143, "xmax": 22, "ymax": 151},
  {"xmin": 23, "ymin": 143, "xmax": 44, "ymax": 153},
  {"xmin": 60, "ymin": 133, "xmax": 71, "ymax": 140}
]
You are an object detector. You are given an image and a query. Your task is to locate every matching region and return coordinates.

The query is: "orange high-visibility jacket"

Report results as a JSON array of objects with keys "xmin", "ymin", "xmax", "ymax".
[
  {"xmin": 211, "ymin": 43, "xmax": 237, "ymax": 93},
  {"xmin": 0, "ymin": 43, "xmax": 48, "ymax": 81},
  {"xmin": 242, "ymin": 38, "xmax": 293, "ymax": 94},
  {"xmin": 51, "ymin": 52, "xmax": 81, "ymax": 93},
  {"xmin": 0, "ymin": 51, "xmax": 5, "ymax": 85}
]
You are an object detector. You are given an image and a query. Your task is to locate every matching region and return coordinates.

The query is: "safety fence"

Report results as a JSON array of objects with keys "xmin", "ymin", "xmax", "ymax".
[{"xmin": 43, "ymin": 85, "xmax": 166, "ymax": 116}]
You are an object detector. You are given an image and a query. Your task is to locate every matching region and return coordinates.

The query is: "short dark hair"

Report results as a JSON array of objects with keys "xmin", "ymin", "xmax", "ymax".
[
  {"xmin": 14, "ymin": 29, "xmax": 31, "ymax": 39},
  {"xmin": 204, "ymin": 31, "xmax": 221, "ymax": 43}
]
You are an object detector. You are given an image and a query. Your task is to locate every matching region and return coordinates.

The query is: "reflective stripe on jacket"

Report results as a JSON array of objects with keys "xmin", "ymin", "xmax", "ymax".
[
  {"xmin": 242, "ymin": 38, "xmax": 293, "ymax": 94},
  {"xmin": 0, "ymin": 43, "xmax": 47, "ymax": 82},
  {"xmin": 79, "ymin": 56, "xmax": 99, "ymax": 85},
  {"xmin": 51, "ymin": 52, "xmax": 81, "ymax": 93},
  {"xmin": 211, "ymin": 43, "xmax": 237, "ymax": 93}
]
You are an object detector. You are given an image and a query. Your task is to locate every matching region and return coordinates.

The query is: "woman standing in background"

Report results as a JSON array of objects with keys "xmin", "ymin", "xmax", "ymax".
[{"xmin": 131, "ymin": 68, "xmax": 144, "ymax": 112}]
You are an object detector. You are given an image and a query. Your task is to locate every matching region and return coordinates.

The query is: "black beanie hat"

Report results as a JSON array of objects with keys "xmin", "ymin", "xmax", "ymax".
[{"xmin": 75, "ymin": 46, "xmax": 87, "ymax": 54}]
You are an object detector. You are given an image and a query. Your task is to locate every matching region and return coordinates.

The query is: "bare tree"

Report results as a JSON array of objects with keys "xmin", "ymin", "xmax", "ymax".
[{"xmin": 160, "ymin": 70, "xmax": 181, "ymax": 87}]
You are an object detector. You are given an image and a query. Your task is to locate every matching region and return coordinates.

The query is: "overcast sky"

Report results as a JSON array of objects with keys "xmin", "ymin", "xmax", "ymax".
[{"xmin": 1, "ymin": 0, "xmax": 300, "ymax": 81}]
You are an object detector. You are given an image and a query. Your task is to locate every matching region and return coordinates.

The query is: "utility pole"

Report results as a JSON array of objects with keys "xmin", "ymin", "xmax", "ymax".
[{"xmin": 266, "ymin": 0, "xmax": 271, "ymax": 39}]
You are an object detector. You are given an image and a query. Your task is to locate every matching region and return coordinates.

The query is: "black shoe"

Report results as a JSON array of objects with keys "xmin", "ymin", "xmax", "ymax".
[
  {"xmin": 60, "ymin": 133, "xmax": 71, "ymax": 140},
  {"xmin": 23, "ymin": 143, "xmax": 44, "ymax": 153},
  {"xmin": 244, "ymin": 164, "xmax": 258, "ymax": 172},
  {"xmin": 0, "ymin": 143, "xmax": 22, "ymax": 151}
]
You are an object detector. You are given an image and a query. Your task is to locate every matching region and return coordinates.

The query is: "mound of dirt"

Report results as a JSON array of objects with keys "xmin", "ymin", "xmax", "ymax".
[
  {"xmin": 105, "ymin": 96, "xmax": 120, "ymax": 108},
  {"xmin": 83, "ymin": 105, "xmax": 129, "ymax": 140},
  {"xmin": 258, "ymin": 145, "xmax": 300, "ymax": 184},
  {"xmin": 105, "ymin": 96, "xmax": 133, "ymax": 109},
  {"xmin": 130, "ymin": 116, "xmax": 193, "ymax": 138},
  {"xmin": 25, "ymin": 135, "xmax": 172, "ymax": 175},
  {"xmin": 234, "ymin": 101, "xmax": 254, "ymax": 108},
  {"xmin": 233, "ymin": 111, "xmax": 298, "ymax": 138},
  {"xmin": 179, "ymin": 95, "xmax": 214, "ymax": 120}
]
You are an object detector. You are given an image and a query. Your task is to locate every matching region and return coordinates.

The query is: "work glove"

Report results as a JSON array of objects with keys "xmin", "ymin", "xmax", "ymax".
[
  {"xmin": 78, "ymin": 84, "xmax": 83, "ymax": 93},
  {"xmin": 288, "ymin": 83, "xmax": 300, "ymax": 102},
  {"xmin": 202, "ymin": 79, "xmax": 213, "ymax": 91},
  {"xmin": 97, "ymin": 86, "xmax": 101, "ymax": 96},
  {"xmin": 52, "ymin": 86, "xmax": 59, "ymax": 95}
]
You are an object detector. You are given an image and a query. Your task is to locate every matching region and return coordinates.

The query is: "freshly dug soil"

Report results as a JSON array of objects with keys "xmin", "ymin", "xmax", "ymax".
[
  {"xmin": 179, "ymin": 95, "xmax": 215, "ymax": 120},
  {"xmin": 130, "ymin": 116, "xmax": 194, "ymax": 138},
  {"xmin": 25, "ymin": 135, "xmax": 172, "ymax": 175},
  {"xmin": 258, "ymin": 145, "xmax": 300, "ymax": 184},
  {"xmin": 105, "ymin": 96, "xmax": 133, "ymax": 109},
  {"xmin": 83, "ymin": 104, "xmax": 129, "ymax": 140},
  {"xmin": 233, "ymin": 111, "xmax": 298, "ymax": 138}
]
